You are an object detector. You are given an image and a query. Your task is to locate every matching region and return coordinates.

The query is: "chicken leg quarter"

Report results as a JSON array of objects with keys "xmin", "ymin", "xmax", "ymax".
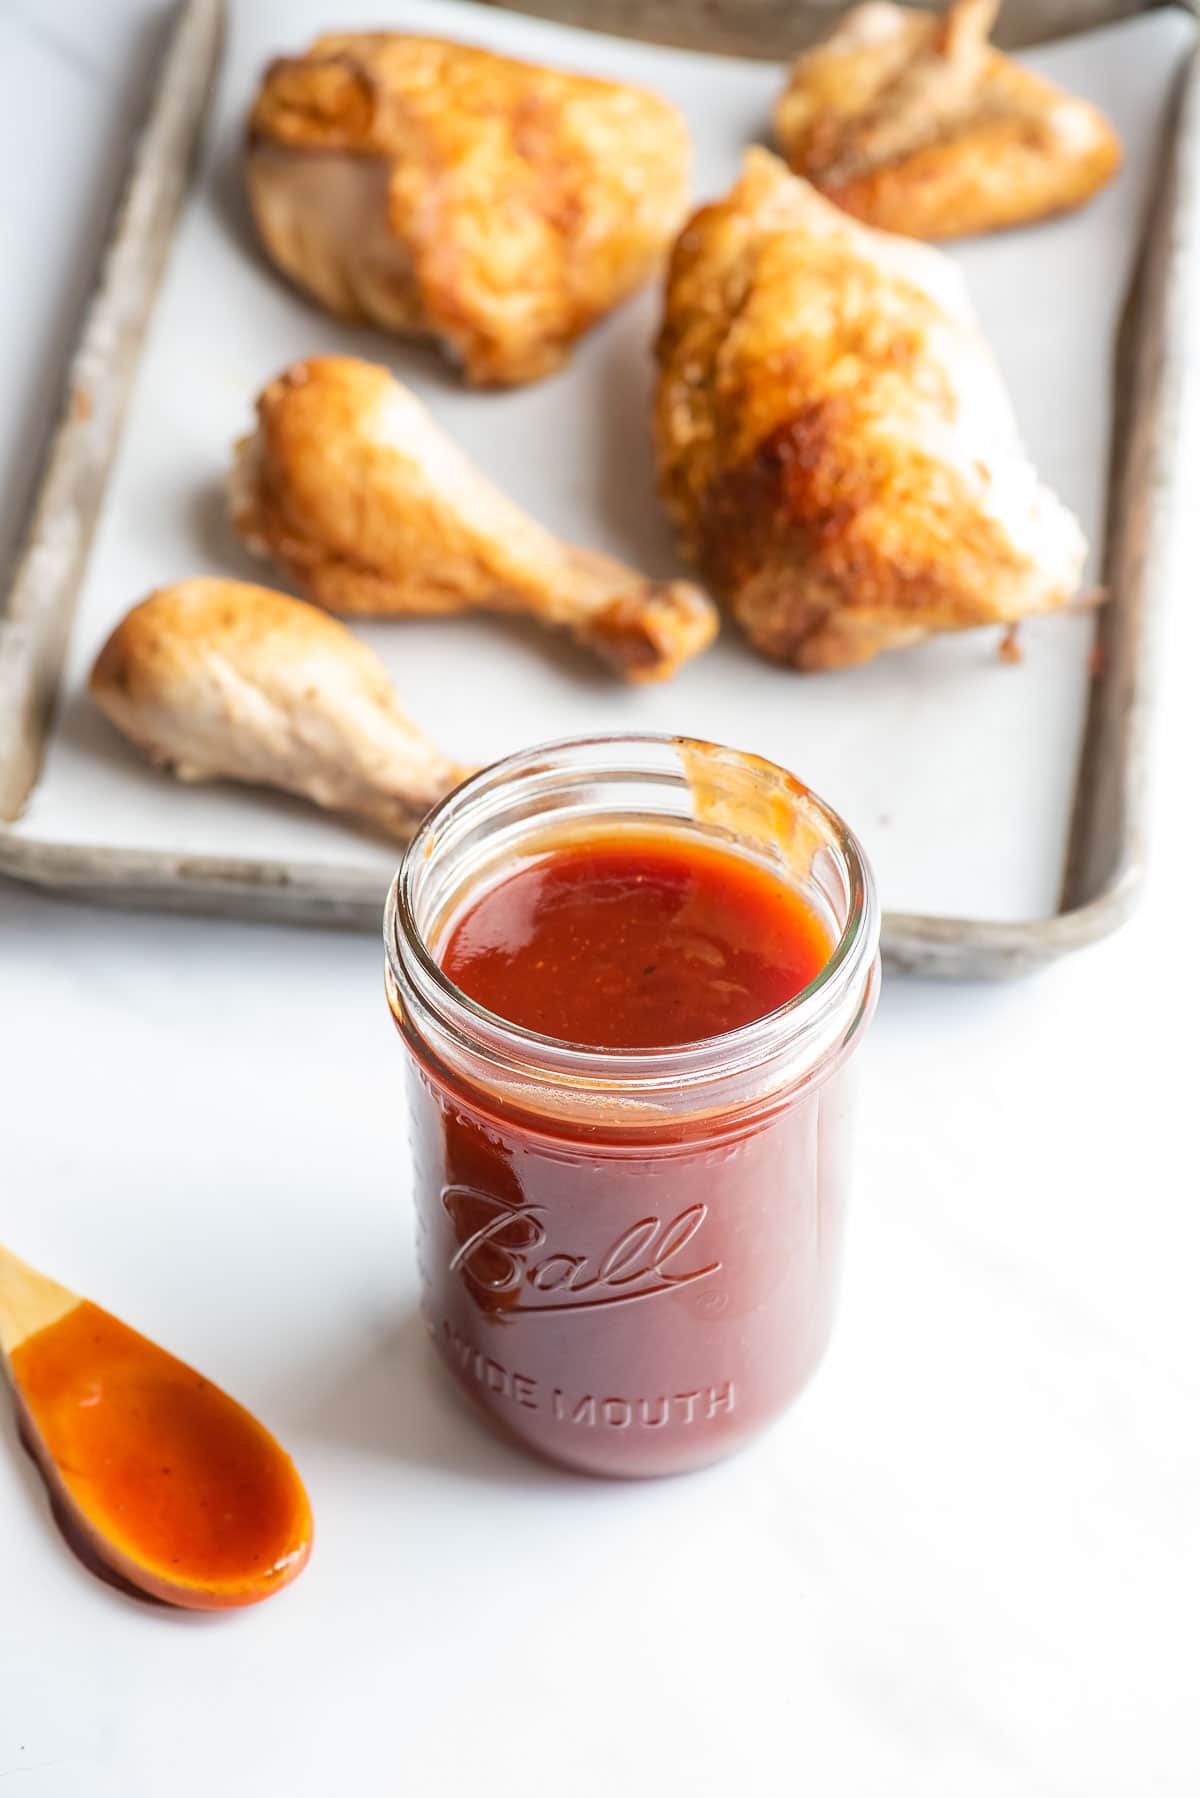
[
  {"xmin": 90, "ymin": 580, "xmax": 467, "ymax": 836},
  {"xmin": 245, "ymin": 33, "xmax": 691, "ymax": 387},
  {"xmin": 230, "ymin": 356, "xmax": 718, "ymax": 683},
  {"xmin": 772, "ymin": 0, "xmax": 1121, "ymax": 240},
  {"xmin": 654, "ymin": 151, "xmax": 1088, "ymax": 671}
]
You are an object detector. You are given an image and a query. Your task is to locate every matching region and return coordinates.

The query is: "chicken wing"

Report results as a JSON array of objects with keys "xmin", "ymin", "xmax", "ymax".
[
  {"xmin": 246, "ymin": 33, "xmax": 690, "ymax": 386},
  {"xmin": 90, "ymin": 579, "xmax": 466, "ymax": 835},
  {"xmin": 230, "ymin": 356, "xmax": 717, "ymax": 683},
  {"xmin": 653, "ymin": 151, "xmax": 1087, "ymax": 671},
  {"xmin": 773, "ymin": 0, "xmax": 1121, "ymax": 239}
]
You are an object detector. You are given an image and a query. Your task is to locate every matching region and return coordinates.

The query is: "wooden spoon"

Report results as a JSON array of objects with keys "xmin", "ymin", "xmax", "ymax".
[{"xmin": 0, "ymin": 1243, "xmax": 312, "ymax": 1610}]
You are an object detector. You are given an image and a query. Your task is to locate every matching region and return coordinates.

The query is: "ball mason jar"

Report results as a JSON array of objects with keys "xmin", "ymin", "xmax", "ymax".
[{"xmin": 384, "ymin": 735, "xmax": 880, "ymax": 1478}]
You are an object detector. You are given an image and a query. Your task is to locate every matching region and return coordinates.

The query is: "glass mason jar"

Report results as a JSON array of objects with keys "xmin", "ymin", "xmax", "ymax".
[{"xmin": 384, "ymin": 735, "xmax": 879, "ymax": 1478}]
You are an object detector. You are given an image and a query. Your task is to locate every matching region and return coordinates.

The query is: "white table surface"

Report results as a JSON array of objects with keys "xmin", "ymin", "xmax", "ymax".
[{"xmin": 1, "ymin": 3, "xmax": 1198, "ymax": 1793}]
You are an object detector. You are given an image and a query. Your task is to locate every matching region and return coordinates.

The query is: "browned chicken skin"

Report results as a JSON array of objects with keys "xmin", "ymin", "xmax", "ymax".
[
  {"xmin": 654, "ymin": 151, "xmax": 1087, "ymax": 671},
  {"xmin": 246, "ymin": 33, "xmax": 691, "ymax": 386},
  {"xmin": 773, "ymin": 0, "xmax": 1122, "ymax": 239},
  {"xmin": 90, "ymin": 580, "xmax": 466, "ymax": 836},
  {"xmin": 230, "ymin": 356, "xmax": 718, "ymax": 683}
]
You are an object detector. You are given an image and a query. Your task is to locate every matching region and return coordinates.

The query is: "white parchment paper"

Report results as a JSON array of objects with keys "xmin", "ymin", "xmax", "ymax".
[{"xmin": 12, "ymin": 1, "xmax": 1195, "ymax": 921}]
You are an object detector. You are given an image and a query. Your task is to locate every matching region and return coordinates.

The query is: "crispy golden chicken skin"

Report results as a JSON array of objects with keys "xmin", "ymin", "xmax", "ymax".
[
  {"xmin": 90, "ymin": 579, "xmax": 466, "ymax": 835},
  {"xmin": 230, "ymin": 355, "xmax": 718, "ymax": 683},
  {"xmin": 246, "ymin": 33, "xmax": 690, "ymax": 386},
  {"xmin": 653, "ymin": 151, "xmax": 1088, "ymax": 671},
  {"xmin": 773, "ymin": 0, "xmax": 1121, "ymax": 240}
]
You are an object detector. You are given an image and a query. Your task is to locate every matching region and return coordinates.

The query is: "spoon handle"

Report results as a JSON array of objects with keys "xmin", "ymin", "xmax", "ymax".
[{"xmin": 0, "ymin": 1243, "xmax": 79, "ymax": 1360}]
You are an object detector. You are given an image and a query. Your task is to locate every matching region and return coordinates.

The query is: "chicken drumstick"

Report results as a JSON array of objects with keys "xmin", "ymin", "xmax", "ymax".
[
  {"xmin": 90, "ymin": 579, "xmax": 466, "ymax": 836},
  {"xmin": 230, "ymin": 356, "xmax": 717, "ymax": 684}
]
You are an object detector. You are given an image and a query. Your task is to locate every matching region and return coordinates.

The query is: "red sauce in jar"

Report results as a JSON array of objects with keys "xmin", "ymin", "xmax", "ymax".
[
  {"xmin": 396, "ymin": 825, "xmax": 866, "ymax": 1478},
  {"xmin": 441, "ymin": 835, "xmax": 833, "ymax": 1048}
]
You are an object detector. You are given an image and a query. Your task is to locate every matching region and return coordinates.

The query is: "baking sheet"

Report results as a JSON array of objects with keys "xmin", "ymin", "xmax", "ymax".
[{"xmin": 7, "ymin": 0, "xmax": 1195, "ymax": 923}]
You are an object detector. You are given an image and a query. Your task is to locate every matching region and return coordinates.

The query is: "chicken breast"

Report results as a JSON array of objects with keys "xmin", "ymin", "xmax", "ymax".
[
  {"xmin": 246, "ymin": 32, "xmax": 691, "ymax": 386},
  {"xmin": 230, "ymin": 355, "xmax": 718, "ymax": 683},
  {"xmin": 653, "ymin": 150, "xmax": 1088, "ymax": 671},
  {"xmin": 90, "ymin": 579, "xmax": 466, "ymax": 836},
  {"xmin": 773, "ymin": 0, "xmax": 1121, "ymax": 240}
]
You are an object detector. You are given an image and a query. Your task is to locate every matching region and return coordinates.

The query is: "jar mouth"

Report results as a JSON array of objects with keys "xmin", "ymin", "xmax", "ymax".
[{"xmin": 385, "ymin": 733, "xmax": 879, "ymax": 1097}]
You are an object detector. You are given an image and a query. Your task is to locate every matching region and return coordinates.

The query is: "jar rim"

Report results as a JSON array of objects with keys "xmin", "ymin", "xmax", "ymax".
[{"xmin": 385, "ymin": 733, "xmax": 879, "ymax": 1096}]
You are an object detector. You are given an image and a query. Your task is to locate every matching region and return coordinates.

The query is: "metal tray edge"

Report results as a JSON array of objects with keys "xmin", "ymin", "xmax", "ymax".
[
  {"xmin": 0, "ymin": 0, "xmax": 224, "ymax": 822},
  {"xmin": 480, "ymin": 0, "xmax": 1183, "ymax": 56},
  {"xmin": 0, "ymin": 833, "xmax": 1144, "ymax": 974}
]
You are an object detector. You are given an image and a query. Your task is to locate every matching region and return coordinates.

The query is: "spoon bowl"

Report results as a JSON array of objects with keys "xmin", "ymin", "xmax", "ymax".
[{"xmin": 0, "ymin": 1244, "xmax": 312, "ymax": 1610}]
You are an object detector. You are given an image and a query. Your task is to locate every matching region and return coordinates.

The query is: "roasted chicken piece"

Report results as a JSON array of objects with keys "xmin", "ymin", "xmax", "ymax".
[
  {"xmin": 773, "ymin": 0, "xmax": 1122, "ymax": 239},
  {"xmin": 653, "ymin": 151, "xmax": 1088, "ymax": 671},
  {"xmin": 246, "ymin": 33, "xmax": 690, "ymax": 386},
  {"xmin": 90, "ymin": 580, "xmax": 466, "ymax": 836},
  {"xmin": 230, "ymin": 355, "xmax": 717, "ymax": 683}
]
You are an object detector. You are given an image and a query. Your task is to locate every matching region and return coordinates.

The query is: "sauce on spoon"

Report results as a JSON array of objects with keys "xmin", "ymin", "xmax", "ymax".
[{"xmin": 1, "ymin": 1247, "xmax": 311, "ymax": 1609}]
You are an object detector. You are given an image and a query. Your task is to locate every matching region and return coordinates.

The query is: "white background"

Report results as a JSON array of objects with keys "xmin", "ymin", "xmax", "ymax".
[{"xmin": 1, "ymin": 2, "xmax": 1198, "ymax": 1793}]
